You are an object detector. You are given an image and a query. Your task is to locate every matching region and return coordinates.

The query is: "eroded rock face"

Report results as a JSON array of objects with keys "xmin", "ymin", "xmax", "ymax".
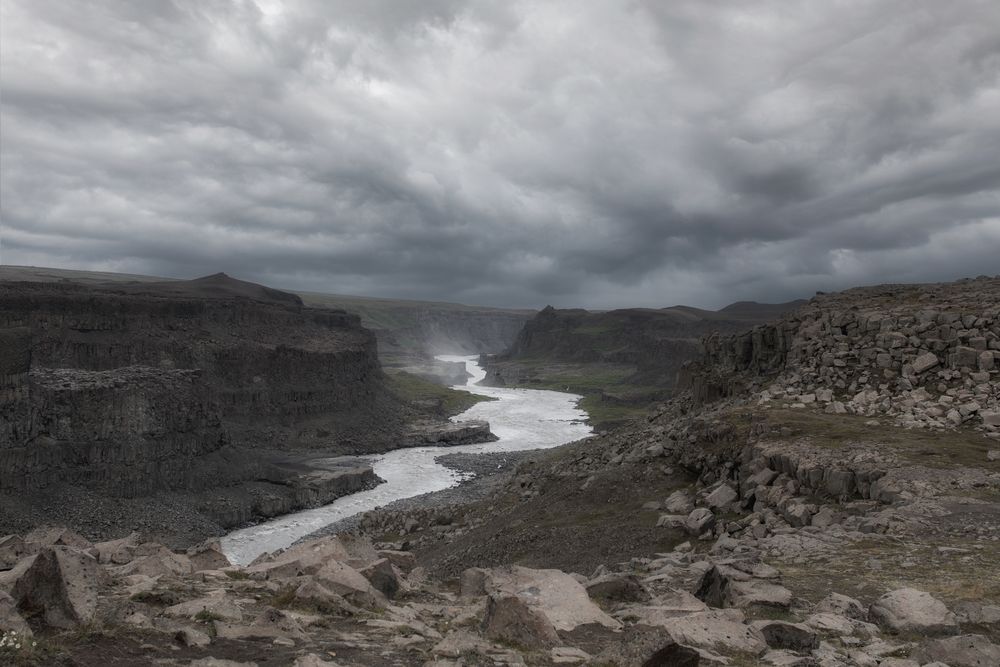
[
  {"xmin": 482, "ymin": 594, "xmax": 560, "ymax": 649},
  {"xmin": 869, "ymin": 588, "xmax": 959, "ymax": 636},
  {"xmin": 473, "ymin": 565, "xmax": 621, "ymax": 632},
  {"xmin": 0, "ymin": 546, "xmax": 108, "ymax": 629},
  {"xmin": 912, "ymin": 634, "xmax": 1000, "ymax": 667}
]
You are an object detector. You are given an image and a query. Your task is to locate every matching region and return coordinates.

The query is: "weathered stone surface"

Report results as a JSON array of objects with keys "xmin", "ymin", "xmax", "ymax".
[
  {"xmin": 478, "ymin": 566, "xmax": 620, "ymax": 632},
  {"xmin": 658, "ymin": 609, "xmax": 767, "ymax": 655},
  {"xmin": 164, "ymin": 589, "xmax": 243, "ymax": 622},
  {"xmin": 686, "ymin": 508, "xmax": 716, "ymax": 535},
  {"xmin": 313, "ymin": 560, "xmax": 383, "ymax": 607},
  {"xmin": 585, "ymin": 574, "xmax": 650, "ymax": 603},
  {"xmin": 359, "ymin": 558, "xmax": 402, "ymax": 599},
  {"xmin": 814, "ymin": 592, "xmax": 866, "ymax": 620},
  {"xmin": 869, "ymin": 588, "xmax": 959, "ymax": 636},
  {"xmin": 593, "ymin": 624, "xmax": 701, "ymax": 666},
  {"xmin": 482, "ymin": 594, "xmax": 560, "ymax": 649},
  {"xmin": 187, "ymin": 539, "xmax": 231, "ymax": 572},
  {"xmin": 911, "ymin": 634, "xmax": 1000, "ymax": 667},
  {"xmin": 705, "ymin": 484, "xmax": 738, "ymax": 510},
  {"xmin": 912, "ymin": 352, "xmax": 940, "ymax": 374},
  {"xmin": 750, "ymin": 620, "xmax": 819, "ymax": 651},
  {"xmin": 0, "ymin": 546, "xmax": 108, "ymax": 629}
]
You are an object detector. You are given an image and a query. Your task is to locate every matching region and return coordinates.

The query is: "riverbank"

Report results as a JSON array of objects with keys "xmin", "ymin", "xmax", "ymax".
[{"xmin": 297, "ymin": 448, "xmax": 540, "ymax": 541}]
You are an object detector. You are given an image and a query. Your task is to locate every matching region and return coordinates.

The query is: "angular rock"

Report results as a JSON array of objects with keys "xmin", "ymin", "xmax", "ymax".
[
  {"xmin": 750, "ymin": 620, "xmax": 819, "ymax": 651},
  {"xmin": 585, "ymin": 574, "xmax": 650, "ymax": 603},
  {"xmin": 313, "ymin": 560, "xmax": 384, "ymax": 608},
  {"xmin": 685, "ymin": 508, "xmax": 716, "ymax": 535},
  {"xmin": 814, "ymin": 592, "xmax": 866, "ymax": 620},
  {"xmin": 659, "ymin": 609, "xmax": 767, "ymax": 655},
  {"xmin": 593, "ymin": 624, "xmax": 701, "ymax": 666},
  {"xmin": 0, "ymin": 535, "xmax": 29, "ymax": 570},
  {"xmin": 482, "ymin": 594, "xmax": 559, "ymax": 649},
  {"xmin": 664, "ymin": 490, "xmax": 696, "ymax": 514},
  {"xmin": 911, "ymin": 634, "xmax": 1000, "ymax": 667},
  {"xmin": 163, "ymin": 589, "xmax": 243, "ymax": 622},
  {"xmin": 912, "ymin": 352, "xmax": 940, "ymax": 374},
  {"xmin": 186, "ymin": 539, "xmax": 231, "ymax": 572},
  {"xmin": 869, "ymin": 587, "xmax": 959, "ymax": 636},
  {"xmin": 92, "ymin": 533, "xmax": 141, "ymax": 565},
  {"xmin": 705, "ymin": 485, "xmax": 738, "ymax": 510},
  {"xmin": 359, "ymin": 558, "xmax": 403, "ymax": 599},
  {"xmin": 476, "ymin": 566, "xmax": 620, "ymax": 631},
  {"xmin": 0, "ymin": 546, "xmax": 108, "ymax": 629}
]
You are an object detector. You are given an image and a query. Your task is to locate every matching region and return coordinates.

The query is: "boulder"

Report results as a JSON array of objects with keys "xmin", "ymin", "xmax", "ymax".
[
  {"xmin": 593, "ymin": 624, "xmax": 701, "ymax": 666},
  {"xmin": 0, "ymin": 546, "xmax": 108, "ymax": 629},
  {"xmin": 163, "ymin": 589, "xmax": 243, "ymax": 622},
  {"xmin": 313, "ymin": 560, "xmax": 384, "ymax": 607},
  {"xmin": 0, "ymin": 535, "xmax": 29, "ymax": 570},
  {"xmin": 660, "ymin": 609, "xmax": 767, "ymax": 655},
  {"xmin": 186, "ymin": 539, "xmax": 231, "ymax": 572},
  {"xmin": 245, "ymin": 536, "xmax": 350, "ymax": 579},
  {"xmin": 750, "ymin": 620, "xmax": 819, "ymax": 651},
  {"xmin": 705, "ymin": 485, "xmax": 738, "ymax": 510},
  {"xmin": 24, "ymin": 526, "xmax": 92, "ymax": 551},
  {"xmin": 869, "ymin": 588, "xmax": 959, "ymax": 636},
  {"xmin": 585, "ymin": 574, "xmax": 650, "ymax": 603},
  {"xmin": 359, "ymin": 558, "xmax": 403, "ymax": 599},
  {"xmin": 482, "ymin": 594, "xmax": 560, "ymax": 649},
  {"xmin": 377, "ymin": 550, "xmax": 416, "ymax": 574},
  {"xmin": 92, "ymin": 533, "xmax": 141, "ymax": 565},
  {"xmin": 685, "ymin": 508, "xmax": 716, "ymax": 535},
  {"xmin": 911, "ymin": 634, "xmax": 1000, "ymax": 667},
  {"xmin": 912, "ymin": 352, "xmax": 940, "ymax": 374},
  {"xmin": 293, "ymin": 580, "xmax": 357, "ymax": 615},
  {"xmin": 476, "ymin": 566, "xmax": 620, "ymax": 632},
  {"xmin": 814, "ymin": 592, "xmax": 866, "ymax": 620},
  {"xmin": 664, "ymin": 490, "xmax": 695, "ymax": 514}
]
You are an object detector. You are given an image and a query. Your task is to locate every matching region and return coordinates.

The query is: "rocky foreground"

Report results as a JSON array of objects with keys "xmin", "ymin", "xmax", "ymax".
[{"xmin": 2, "ymin": 277, "xmax": 1000, "ymax": 665}]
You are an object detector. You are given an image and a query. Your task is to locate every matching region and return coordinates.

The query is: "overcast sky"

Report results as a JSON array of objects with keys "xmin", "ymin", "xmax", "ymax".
[{"xmin": 1, "ymin": 1, "xmax": 998, "ymax": 309}]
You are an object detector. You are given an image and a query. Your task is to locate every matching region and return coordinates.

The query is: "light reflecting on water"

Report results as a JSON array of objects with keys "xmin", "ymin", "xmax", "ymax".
[{"xmin": 220, "ymin": 355, "xmax": 591, "ymax": 564}]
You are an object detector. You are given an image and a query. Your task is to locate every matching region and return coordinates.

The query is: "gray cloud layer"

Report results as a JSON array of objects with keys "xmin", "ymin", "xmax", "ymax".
[{"xmin": 2, "ymin": 0, "xmax": 998, "ymax": 308}]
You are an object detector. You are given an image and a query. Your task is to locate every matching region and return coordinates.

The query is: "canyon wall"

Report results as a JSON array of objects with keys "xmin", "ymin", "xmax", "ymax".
[
  {"xmin": 0, "ymin": 275, "xmax": 404, "ymax": 502},
  {"xmin": 680, "ymin": 276, "xmax": 1000, "ymax": 430}
]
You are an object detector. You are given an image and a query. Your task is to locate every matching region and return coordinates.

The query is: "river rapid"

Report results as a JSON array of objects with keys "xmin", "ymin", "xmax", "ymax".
[{"xmin": 220, "ymin": 355, "xmax": 592, "ymax": 565}]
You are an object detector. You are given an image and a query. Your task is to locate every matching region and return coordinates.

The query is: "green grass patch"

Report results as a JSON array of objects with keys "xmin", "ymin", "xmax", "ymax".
[
  {"xmin": 763, "ymin": 408, "xmax": 1000, "ymax": 470},
  {"xmin": 386, "ymin": 370, "xmax": 493, "ymax": 417}
]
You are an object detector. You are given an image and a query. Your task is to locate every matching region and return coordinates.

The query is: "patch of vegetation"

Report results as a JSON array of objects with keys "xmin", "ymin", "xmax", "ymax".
[
  {"xmin": 763, "ymin": 408, "xmax": 1000, "ymax": 470},
  {"xmin": 386, "ymin": 370, "xmax": 494, "ymax": 417}
]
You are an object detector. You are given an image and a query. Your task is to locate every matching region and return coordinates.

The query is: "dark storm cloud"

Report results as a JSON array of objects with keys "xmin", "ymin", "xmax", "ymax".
[{"xmin": 1, "ymin": 0, "xmax": 998, "ymax": 309}]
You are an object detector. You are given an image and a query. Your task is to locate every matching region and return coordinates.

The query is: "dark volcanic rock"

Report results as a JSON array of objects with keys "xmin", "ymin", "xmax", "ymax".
[{"xmin": 0, "ymin": 275, "xmax": 406, "ymax": 542}]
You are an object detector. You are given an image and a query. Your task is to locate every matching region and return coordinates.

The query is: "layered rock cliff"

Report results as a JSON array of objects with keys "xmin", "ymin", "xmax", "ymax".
[{"xmin": 0, "ymin": 274, "xmax": 410, "ymax": 541}]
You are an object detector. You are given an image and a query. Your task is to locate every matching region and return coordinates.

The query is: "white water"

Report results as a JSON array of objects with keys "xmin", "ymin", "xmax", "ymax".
[{"xmin": 220, "ymin": 355, "xmax": 592, "ymax": 565}]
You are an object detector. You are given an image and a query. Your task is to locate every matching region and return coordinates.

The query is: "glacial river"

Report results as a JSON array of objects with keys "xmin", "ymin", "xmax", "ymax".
[{"xmin": 220, "ymin": 355, "xmax": 592, "ymax": 565}]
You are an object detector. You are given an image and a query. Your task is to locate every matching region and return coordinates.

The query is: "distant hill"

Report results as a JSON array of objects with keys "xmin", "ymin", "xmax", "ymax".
[
  {"xmin": 0, "ymin": 266, "xmax": 534, "ymax": 375},
  {"xmin": 482, "ymin": 299, "xmax": 804, "ymax": 428}
]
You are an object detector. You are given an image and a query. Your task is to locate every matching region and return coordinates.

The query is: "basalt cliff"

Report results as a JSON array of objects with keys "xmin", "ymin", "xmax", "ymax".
[{"xmin": 0, "ymin": 274, "xmax": 487, "ymax": 546}]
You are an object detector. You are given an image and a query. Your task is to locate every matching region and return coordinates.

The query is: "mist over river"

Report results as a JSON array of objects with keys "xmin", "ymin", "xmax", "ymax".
[{"xmin": 220, "ymin": 355, "xmax": 592, "ymax": 565}]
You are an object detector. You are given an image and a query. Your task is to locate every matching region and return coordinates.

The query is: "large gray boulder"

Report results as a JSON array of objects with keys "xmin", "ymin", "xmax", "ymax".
[
  {"xmin": 911, "ymin": 634, "xmax": 1000, "ymax": 667},
  {"xmin": 482, "ymin": 594, "xmax": 560, "ymax": 649},
  {"xmin": 869, "ymin": 588, "xmax": 959, "ymax": 636},
  {"xmin": 472, "ymin": 566, "xmax": 620, "ymax": 632},
  {"xmin": 0, "ymin": 546, "xmax": 108, "ymax": 629}
]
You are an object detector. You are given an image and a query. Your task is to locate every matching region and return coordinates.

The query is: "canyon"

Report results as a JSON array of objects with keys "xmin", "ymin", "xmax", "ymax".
[
  {"xmin": 0, "ymin": 271, "xmax": 514, "ymax": 546},
  {"xmin": 1, "ymin": 273, "xmax": 999, "ymax": 666}
]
